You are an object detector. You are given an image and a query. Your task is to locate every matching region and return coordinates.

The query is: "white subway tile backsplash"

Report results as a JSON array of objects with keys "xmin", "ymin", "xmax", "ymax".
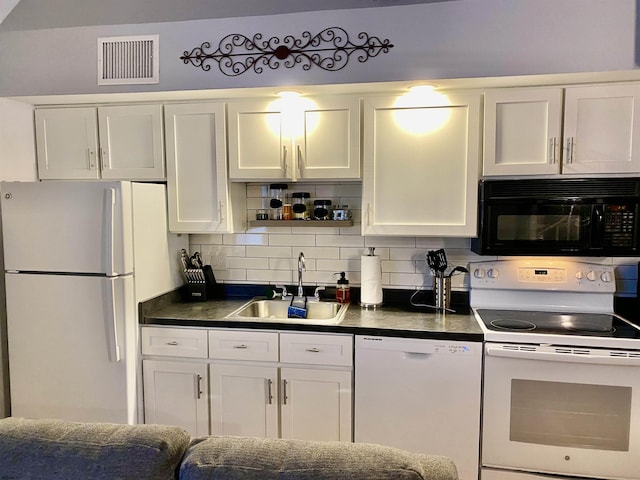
[
  {"xmin": 226, "ymin": 257, "xmax": 270, "ymax": 270},
  {"xmin": 382, "ymin": 260, "xmax": 416, "ymax": 274},
  {"xmin": 247, "ymin": 269, "xmax": 292, "ymax": 283},
  {"xmin": 246, "ymin": 246, "xmax": 292, "ymax": 258},
  {"xmin": 223, "ymin": 233, "xmax": 269, "ymax": 246},
  {"xmin": 269, "ymin": 234, "xmax": 316, "ymax": 247},
  {"xmin": 190, "ymin": 234, "xmax": 223, "ymax": 245},
  {"xmin": 316, "ymin": 234, "xmax": 365, "ymax": 248}
]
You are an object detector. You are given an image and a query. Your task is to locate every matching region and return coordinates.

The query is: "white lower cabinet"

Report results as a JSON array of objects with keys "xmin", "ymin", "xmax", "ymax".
[
  {"xmin": 142, "ymin": 326, "xmax": 353, "ymax": 442},
  {"xmin": 142, "ymin": 360, "xmax": 209, "ymax": 437},
  {"xmin": 209, "ymin": 364, "xmax": 279, "ymax": 438},
  {"xmin": 279, "ymin": 367, "xmax": 352, "ymax": 441}
]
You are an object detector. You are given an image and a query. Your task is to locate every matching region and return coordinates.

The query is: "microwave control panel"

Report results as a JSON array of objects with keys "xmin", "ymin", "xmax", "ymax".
[{"xmin": 603, "ymin": 204, "xmax": 635, "ymax": 247}]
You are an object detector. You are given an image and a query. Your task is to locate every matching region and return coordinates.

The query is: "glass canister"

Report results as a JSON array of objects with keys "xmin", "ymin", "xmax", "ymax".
[
  {"xmin": 269, "ymin": 183, "xmax": 288, "ymax": 220},
  {"xmin": 333, "ymin": 205, "xmax": 351, "ymax": 221},
  {"xmin": 313, "ymin": 199, "xmax": 332, "ymax": 220},
  {"xmin": 292, "ymin": 192, "xmax": 311, "ymax": 220}
]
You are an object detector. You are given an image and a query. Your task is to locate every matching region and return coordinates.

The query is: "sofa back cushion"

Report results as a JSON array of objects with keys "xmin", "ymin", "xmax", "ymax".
[
  {"xmin": 0, "ymin": 417, "xmax": 191, "ymax": 480},
  {"xmin": 180, "ymin": 436, "xmax": 458, "ymax": 480}
]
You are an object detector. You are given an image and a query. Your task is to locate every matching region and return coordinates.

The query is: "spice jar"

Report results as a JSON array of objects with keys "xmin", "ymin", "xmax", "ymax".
[
  {"xmin": 292, "ymin": 192, "xmax": 311, "ymax": 220},
  {"xmin": 313, "ymin": 199, "xmax": 332, "ymax": 220},
  {"xmin": 269, "ymin": 183, "xmax": 288, "ymax": 220}
]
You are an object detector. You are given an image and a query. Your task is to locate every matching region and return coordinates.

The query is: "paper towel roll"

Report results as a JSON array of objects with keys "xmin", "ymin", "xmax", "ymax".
[{"xmin": 360, "ymin": 255, "xmax": 383, "ymax": 306}]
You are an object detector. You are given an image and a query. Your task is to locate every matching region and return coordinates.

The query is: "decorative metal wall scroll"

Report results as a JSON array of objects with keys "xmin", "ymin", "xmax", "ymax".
[{"xmin": 180, "ymin": 27, "xmax": 394, "ymax": 76}]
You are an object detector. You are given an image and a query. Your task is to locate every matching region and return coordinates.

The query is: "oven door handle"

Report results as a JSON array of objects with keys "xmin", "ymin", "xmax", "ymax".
[{"xmin": 486, "ymin": 346, "xmax": 640, "ymax": 366}]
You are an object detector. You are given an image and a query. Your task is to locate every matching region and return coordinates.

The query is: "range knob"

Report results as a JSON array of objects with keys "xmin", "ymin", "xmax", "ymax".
[
  {"xmin": 487, "ymin": 268, "xmax": 499, "ymax": 279},
  {"xmin": 586, "ymin": 270, "xmax": 597, "ymax": 281},
  {"xmin": 473, "ymin": 268, "xmax": 486, "ymax": 279},
  {"xmin": 600, "ymin": 271, "xmax": 613, "ymax": 283},
  {"xmin": 575, "ymin": 271, "xmax": 584, "ymax": 280}
]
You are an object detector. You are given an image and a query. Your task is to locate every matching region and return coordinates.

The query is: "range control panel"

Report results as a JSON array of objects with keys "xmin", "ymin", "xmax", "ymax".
[{"xmin": 469, "ymin": 260, "xmax": 616, "ymax": 293}]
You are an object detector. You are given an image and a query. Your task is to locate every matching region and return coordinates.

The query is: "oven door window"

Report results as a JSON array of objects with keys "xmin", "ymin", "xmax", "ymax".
[
  {"xmin": 510, "ymin": 379, "xmax": 631, "ymax": 451},
  {"xmin": 487, "ymin": 203, "xmax": 592, "ymax": 253}
]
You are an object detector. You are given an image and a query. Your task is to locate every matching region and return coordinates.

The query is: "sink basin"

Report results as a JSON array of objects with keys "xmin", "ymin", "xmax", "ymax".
[{"xmin": 225, "ymin": 299, "xmax": 349, "ymax": 325}]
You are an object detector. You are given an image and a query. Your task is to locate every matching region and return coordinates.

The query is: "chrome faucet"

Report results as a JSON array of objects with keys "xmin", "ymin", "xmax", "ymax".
[{"xmin": 297, "ymin": 252, "xmax": 306, "ymax": 297}]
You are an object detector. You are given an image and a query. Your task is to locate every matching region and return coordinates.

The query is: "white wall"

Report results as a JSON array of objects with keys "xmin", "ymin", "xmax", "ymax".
[
  {"xmin": 0, "ymin": 0, "xmax": 636, "ymax": 96},
  {"xmin": 0, "ymin": 99, "xmax": 36, "ymax": 181}
]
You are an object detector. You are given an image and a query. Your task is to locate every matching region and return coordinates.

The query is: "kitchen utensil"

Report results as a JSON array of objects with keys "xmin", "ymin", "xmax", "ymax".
[
  {"xmin": 446, "ymin": 265, "xmax": 469, "ymax": 278},
  {"xmin": 434, "ymin": 249, "xmax": 448, "ymax": 273}
]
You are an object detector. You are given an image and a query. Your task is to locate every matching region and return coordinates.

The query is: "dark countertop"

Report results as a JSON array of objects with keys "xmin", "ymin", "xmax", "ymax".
[{"xmin": 140, "ymin": 291, "xmax": 484, "ymax": 342}]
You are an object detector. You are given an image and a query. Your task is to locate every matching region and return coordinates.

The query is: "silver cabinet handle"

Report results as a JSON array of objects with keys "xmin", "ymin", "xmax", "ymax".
[
  {"xmin": 549, "ymin": 137, "xmax": 557, "ymax": 164},
  {"xmin": 267, "ymin": 378, "xmax": 273, "ymax": 405},
  {"xmin": 219, "ymin": 201, "xmax": 225, "ymax": 221},
  {"xmin": 305, "ymin": 347, "xmax": 321, "ymax": 353},
  {"xmin": 297, "ymin": 144, "xmax": 304, "ymax": 178},
  {"xmin": 196, "ymin": 374, "xmax": 203, "ymax": 399},
  {"xmin": 282, "ymin": 145, "xmax": 288, "ymax": 177},
  {"xmin": 166, "ymin": 341, "xmax": 178, "ymax": 346},
  {"xmin": 101, "ymin": 148, "xmax": 109, "ymax": 170},
  {"xmin": 88, "ymin": 148, "xmax": 96, "ymax": 169},
  {"xmin": 232, "ymin": 344, "xmax": 248, "ymax": 349},
  {"xmin": 565, "ymin": 137, "xmax": 574, "ymax": 164},
  {"xmin": 282, "ymin": 379, "xmax": 288, "ymax": 405}
]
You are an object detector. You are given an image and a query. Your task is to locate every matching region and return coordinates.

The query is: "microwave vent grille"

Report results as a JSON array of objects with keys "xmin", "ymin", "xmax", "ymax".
[{"xmin": 486, "ymin": 179, "xmax": 640, "ymax": 198}]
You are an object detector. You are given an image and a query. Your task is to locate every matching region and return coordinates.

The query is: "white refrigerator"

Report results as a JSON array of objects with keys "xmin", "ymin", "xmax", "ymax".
[{"xmin": 0, "ymin": 181, "xmax": 186, "ymax": 424}]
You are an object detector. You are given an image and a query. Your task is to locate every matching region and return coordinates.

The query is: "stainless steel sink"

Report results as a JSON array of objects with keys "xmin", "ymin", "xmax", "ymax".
[{"xmin": 225, "ymin": 299, "xmax": 349, "ymax": 325}]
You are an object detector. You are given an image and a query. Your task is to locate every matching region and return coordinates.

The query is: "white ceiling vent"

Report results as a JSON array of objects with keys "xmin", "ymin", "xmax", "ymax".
[{"xmin": 97, "ymin": 35, "xmax": 159, "ymax": 85}]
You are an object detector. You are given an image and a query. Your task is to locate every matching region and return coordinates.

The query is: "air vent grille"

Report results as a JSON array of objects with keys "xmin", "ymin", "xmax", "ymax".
[
  {"xmin": 483, "ymin": 178, "xmax": 640, "ymax": 199},
  {"xmin": 97, "ymin": 35, "xmax": 159, "ymax": 85}
]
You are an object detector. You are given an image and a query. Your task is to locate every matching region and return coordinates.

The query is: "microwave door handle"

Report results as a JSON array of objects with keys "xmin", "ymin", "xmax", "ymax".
[{"xmin": 592, "ymin": 205, "xmax": 604, "ymax": 249}]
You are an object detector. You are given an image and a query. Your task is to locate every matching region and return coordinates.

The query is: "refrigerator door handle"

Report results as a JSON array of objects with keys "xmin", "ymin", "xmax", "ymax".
[
  {"xmin": 105, "ymin": 188, "xmax": 116, "ymax": 276},
  {"xmin": 106, "ymin": 278, "xmax": 122, "ymax": 362}
]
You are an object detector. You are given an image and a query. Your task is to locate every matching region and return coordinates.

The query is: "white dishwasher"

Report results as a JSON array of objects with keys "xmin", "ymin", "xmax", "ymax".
[{"xmin": 355, "ymin": 335, "xmax": 482, "ymax": 480}]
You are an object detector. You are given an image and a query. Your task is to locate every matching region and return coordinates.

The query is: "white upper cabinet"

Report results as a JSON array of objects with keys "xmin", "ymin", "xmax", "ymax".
[
  {"xmin": 563, "ymin": 84, "xmax": 640, "ymax": 174},
  {"xmin": 361, "ymin": 91, "xmax": 481, "ymax": 237},
  {"xmin": 228, "ymin": 95, "xmax": 360, "ymax": 181},
  {"xmin": 36, "ymin": 105, "xmax": 165, "ymax": 180},
  {"xmin": 164, "ymin": 102, "xmax": 241, "ymax": 233},
  {"xmin": 484, "ymin": 83, "xmax": 640, "ymax": 176},
  {"xmin": 483, "ymin": 87, "xmax": 563, "ymax": 176}
]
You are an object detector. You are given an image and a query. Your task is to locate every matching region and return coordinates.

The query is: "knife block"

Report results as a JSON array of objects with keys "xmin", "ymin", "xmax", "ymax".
[{"xmin": 185, "ymin": 265, "xmax": 223, "ymax": 301}]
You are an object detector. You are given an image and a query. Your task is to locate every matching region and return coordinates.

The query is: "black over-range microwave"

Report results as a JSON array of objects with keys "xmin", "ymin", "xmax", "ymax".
[{"xmin": 471, "ymin": 177, "xmax": 640, "ymax": 256}]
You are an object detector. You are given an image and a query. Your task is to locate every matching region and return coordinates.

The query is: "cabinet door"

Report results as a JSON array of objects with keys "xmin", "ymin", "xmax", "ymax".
[
  {"xmin": 294, "ymin": 96, "xmax": 361, "ymax": 180},
  {"xmin": 483, "ymin": 88, "xmax": 563, "ymax": 176},
  {"xmin": 142, "ymin": 360, "xmax": 209, "ymax": 437},
  {"xmin": 228, "ymin": 99, "xmax": 289, "ymax": 180},
  {"xmin": 210, "ymin": 364, "xmax": 279, "ymax": 438},
  {"xmin": 164, "ymin": 103, "xmax": 232, "ymax": 233},
  {"xmin": 280, "ymin": 367, "xmax": 352, "ymax": 442},
  {"xmin": 35, "ymin": 107, "xmax": 100, "ymax": 180},
  {"xmin": 563, "ymin": 84, "xmax": 640, "ymax": 174},
  {"xmin": 98, "ymin": 104, "xmax": 165, "ymax": 180},
  {"xmin": 362, "ymin": 92, "xmax": 481, "ymax": 237}
]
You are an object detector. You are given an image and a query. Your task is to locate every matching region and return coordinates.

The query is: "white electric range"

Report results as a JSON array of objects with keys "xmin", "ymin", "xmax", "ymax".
[{"xmin": 470, "ymin": 259, "xmax": 640, "ymax": 480}]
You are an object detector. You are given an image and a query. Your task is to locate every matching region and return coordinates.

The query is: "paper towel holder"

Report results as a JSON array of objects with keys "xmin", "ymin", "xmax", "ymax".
[{"xmin": 360, "ymin": 247, "xmax": 383, "ymax": 309}]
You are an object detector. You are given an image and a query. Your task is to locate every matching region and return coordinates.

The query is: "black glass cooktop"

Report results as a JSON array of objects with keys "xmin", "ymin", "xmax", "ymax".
[{"xmin": 476, "ymin": 309, "xmax": 640, "ymax": 339}]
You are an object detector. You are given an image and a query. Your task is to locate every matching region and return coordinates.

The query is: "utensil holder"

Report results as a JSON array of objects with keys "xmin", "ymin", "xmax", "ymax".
[{"xmin": 433, "ymin": 274, "xmax": 451, "ymax": 311}]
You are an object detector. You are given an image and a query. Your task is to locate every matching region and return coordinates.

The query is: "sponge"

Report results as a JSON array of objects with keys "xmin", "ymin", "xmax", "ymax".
[{"xmin": 287, "ymin": 296, "xmax": 308, "ymax": 319}]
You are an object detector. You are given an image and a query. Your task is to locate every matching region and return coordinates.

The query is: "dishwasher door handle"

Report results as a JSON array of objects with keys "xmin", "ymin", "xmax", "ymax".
[{"xmin": 402, "ymin": 352, "xmax": 432, "ymax": 360}]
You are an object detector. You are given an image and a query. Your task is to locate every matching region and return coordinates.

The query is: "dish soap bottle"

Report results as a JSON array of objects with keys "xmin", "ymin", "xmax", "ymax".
[{"xmin": 335, "ymin": 272, "xmax": 351, "ymax": 304}]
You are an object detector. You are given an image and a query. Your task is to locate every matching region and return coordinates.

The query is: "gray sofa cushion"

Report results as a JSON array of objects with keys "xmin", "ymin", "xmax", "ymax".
[
  {"xmin": 0, "ymin": 417, "xmax": 191, "ymax": 480},
  {"xmin": 180, "ymin": 436, "xmax": 458, "ymax": 480}
]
